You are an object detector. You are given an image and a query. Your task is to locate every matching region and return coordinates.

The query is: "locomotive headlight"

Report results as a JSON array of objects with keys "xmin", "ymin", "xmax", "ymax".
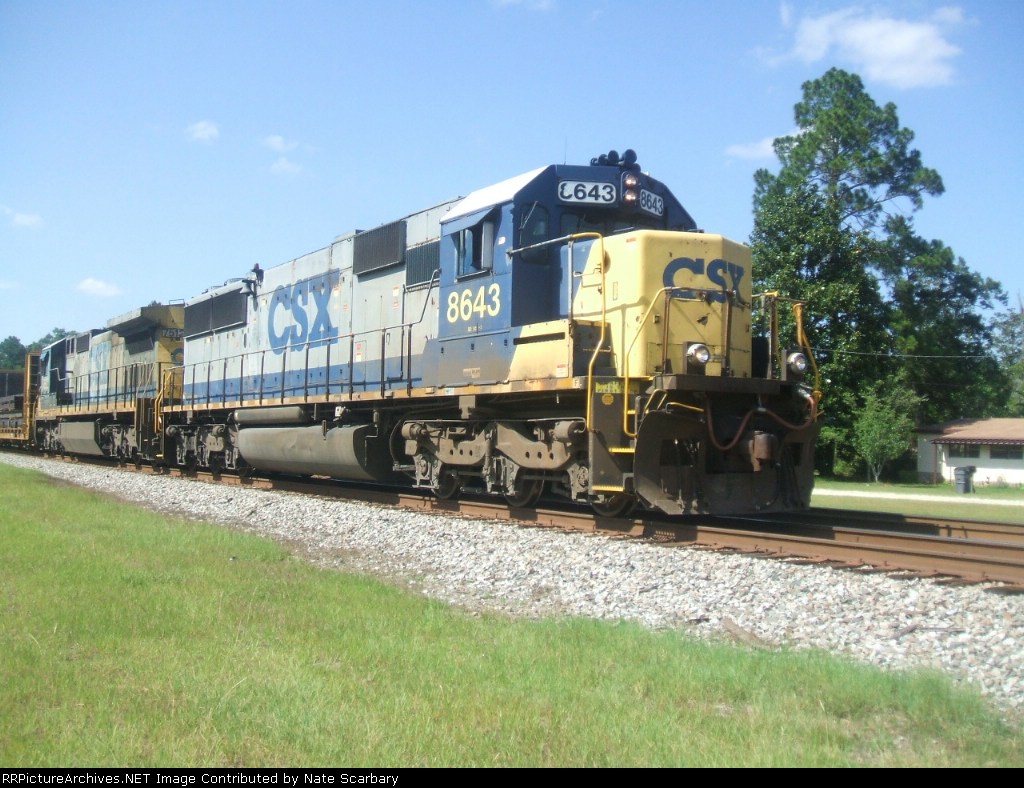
[
  {"xmin": 786, "ymin": 351, "xmax": 809, "ymax": 376},
  {"xmin": 687, "ymin": 343, "xmax": 711, "ymax": 366},
  {"xmin": 623, "ymin": 173, "xmax": 639, "ymax": 189},
  {"xmin": 624, "ymin": 189, "xmax": 638, "ymax": 206}
]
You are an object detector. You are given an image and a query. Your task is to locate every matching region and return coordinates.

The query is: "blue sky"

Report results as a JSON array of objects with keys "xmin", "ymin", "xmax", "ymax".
[{"xmin": 1, "ymin": 0, "xmax": 1021, "ymax": 345}]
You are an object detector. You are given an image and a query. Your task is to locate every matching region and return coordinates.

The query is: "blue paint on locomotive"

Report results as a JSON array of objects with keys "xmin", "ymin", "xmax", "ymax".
[
  {"xmin": 180, "ymin": 356, "xmax": 430, "ymax": 404},
  {"xmin": 420, "ymin": 160, "xmax": 696, "ymax": 388},
  {"xmin": 663, "ymin": 257, "xmax": 746, "ymax": 303},
  {"xmin": 267, "ymin": 271, "xmax": 341, "ymax": 354}
]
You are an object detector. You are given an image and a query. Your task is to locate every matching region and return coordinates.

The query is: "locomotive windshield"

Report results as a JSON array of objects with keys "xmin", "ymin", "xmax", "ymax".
[
  {"xmin": 560, "ymin": 209, "xmax": 662, "ymax": 237},
  {"xmin": 517, "ymin": 202, "xmax": 665, "ymax": 263}
]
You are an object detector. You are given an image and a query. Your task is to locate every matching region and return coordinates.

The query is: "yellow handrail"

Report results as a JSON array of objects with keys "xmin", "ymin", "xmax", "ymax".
[
  {"xmin": 752, "ymin": 292, "xmax": 821, "ymax": 404},
  {"xmin": 621, "ymin": 286, "xmax": 677, "ymax": 437},
  {"xmin": 793, "ymin": 302, "xmax": 822, "ymax": 404},
  {"xmin": 622, "ymin": 285, "xmax": 749, "ymax": 437},
  {"xmin": 570, "ymin": 232, "xmax": 607, "ymax": 433}
]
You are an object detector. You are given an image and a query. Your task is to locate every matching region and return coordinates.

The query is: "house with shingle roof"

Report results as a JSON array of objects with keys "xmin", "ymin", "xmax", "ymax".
[{"xmin": 915, "ymin": 418, "xmax": 1024, "ymax": 486}]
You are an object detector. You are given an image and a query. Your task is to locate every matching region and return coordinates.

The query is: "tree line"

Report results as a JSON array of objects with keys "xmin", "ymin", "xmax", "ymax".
[
  {"xmin": 752, "ymin": 68, "xmax": 1023, "ymax": 480},
  {"xmin": 0, "ymin": 329, "xmax": 76, "ymax": 369}
]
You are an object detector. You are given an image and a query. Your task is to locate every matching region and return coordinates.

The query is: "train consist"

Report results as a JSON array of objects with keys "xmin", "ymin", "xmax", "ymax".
[{"xmin": 2, "ymin": 150, "xmax": 820, "ymax": 516}]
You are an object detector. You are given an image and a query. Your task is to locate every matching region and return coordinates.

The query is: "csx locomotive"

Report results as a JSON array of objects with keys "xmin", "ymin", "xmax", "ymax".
[{"xmin": 6, "ymin": 150, "xmax": 820, "ymax": 516}]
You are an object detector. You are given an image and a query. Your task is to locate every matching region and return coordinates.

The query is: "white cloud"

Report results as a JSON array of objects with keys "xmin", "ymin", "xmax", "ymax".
[
  {"xmin": 725, "ymin": 135, "xmax": 778, "ymax": 160},
  {"xmin": 270, "ymin": 156, "xmax": 302, "ymax": 175},
  {"xmin": 186, "ymin": 120, "xmax": 220, "ymax": 143},
  {"xmin": 932, "ymin": 6, "xmax": 965, "ymax": 26},
  {"xmin": 781, "ymin": 5, "xmax": 963, "ymax": 88},
  {"xmin": 1, "ymin": 205, "xmax": 42, "ymax": 228},
  {"xmin": 77, "ymin": 278, "xmax": 123, "ymax": 297},
  {"xmin": 491, "ymin": 0, "xmax": 554, "ymax": 10},
  {"xmin": 13, "ymin": 212, "xmax": 42, "ymax": 227},
  {"xmin": 780, "ymin": 1, "xmax": 793, "ymax": 28},
  {"xmin": 263, "ymin": 134, "xmax": 297, "ymax": 153}
]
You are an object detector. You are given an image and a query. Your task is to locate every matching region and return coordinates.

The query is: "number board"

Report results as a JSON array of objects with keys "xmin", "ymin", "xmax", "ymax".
[
  {"xmin": 446, "ymin": 284, "xmax": 501, "ymax": 324},
  {"xmin": 639, "ymin": 189, "xmax": 664, "ymax": 216},
  {"xmin": 558, "ymin": 180, "xmax": 617, "ymax": 205}
]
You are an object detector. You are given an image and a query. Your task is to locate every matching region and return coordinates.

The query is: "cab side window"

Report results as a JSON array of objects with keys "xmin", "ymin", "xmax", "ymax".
[
  {"xmin": 519, "ymin": 203, "xmax": 549, "ymax": 264},
  {"xmin": 456, "ymin": 210, "xmax": 497, "ymax": 277}
]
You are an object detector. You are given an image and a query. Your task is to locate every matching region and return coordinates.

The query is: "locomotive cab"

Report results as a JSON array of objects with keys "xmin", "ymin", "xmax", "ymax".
[{"xmin": 424, "ymin": 150, "xmax": 696, "ymax": 390}]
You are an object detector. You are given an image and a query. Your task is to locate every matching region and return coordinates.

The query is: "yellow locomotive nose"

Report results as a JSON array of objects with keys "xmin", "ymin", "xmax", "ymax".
[
  {"xmin": 569, "ymin": 230, "xmax": 753, "ymax": 381},
  {"xmin": 569, "ymin": 229, "xmax": 818, "ymax": 515}
]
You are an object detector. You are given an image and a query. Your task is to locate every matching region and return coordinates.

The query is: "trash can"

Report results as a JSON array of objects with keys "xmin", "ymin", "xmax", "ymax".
[{"xmin": 954, "ymin": 466, "xmax": 974, "ymax": 494}]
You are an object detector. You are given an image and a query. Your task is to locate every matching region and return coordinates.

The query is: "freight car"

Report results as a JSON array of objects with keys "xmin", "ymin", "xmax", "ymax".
[
  {"xmin": 8, "ymin": 150, "xmax": 820, "ymax": 516},
  {"xmin": 0, "ymin": 357, "xmax": 36, "ymax": 445},
  {"xmin": 157, "ymin": 149, "xmax": 820, "ymax": 515}
]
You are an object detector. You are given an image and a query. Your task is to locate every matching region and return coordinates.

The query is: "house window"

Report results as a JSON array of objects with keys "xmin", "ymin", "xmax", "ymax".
[
  {"xmin": 990, "ymin": 445, "xmax": 1023, "ymax": 460},
  {"xmin": 948, "ymin": 444, "xmax": 980, "ymax": 458}
]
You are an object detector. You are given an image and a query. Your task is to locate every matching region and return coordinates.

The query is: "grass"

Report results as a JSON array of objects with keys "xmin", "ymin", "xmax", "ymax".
[
  {"xmin": 1, "ymin": 464, "xmax": 1022, "ymax": 766},
  {"xmin": 813, "ymin": 478, "xmax": 1024, "ymax": 523},
  {"xmin": 815, "ymin": 477, "xmax": 1024, "ymax": 500}
]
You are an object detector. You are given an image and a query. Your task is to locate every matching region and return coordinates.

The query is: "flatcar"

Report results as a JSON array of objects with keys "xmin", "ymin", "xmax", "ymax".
[{"xmin": 9, "ymin": 150, "xmax": 820, "ymax": 516}]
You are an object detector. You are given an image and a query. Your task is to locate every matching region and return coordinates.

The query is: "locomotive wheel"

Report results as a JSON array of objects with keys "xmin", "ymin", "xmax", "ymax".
[
  {"xmin": 590, "ymin": 493, "xmax": 636, "ymax": 518},
  {"xmin": 504, "ymin": 477, "xmax": 544, "ymax": 508},
  {"xmin": 433, "ymin": 468, "xmax": 460, "ymax": 500}
]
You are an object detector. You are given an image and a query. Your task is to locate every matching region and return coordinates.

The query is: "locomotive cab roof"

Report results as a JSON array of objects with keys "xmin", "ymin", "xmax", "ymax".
[
  {"xmin": 442, "ymin": 151, "xmax": 698, "ymax": 235},
  {"xmin": 106, "ymin": 304, "xmax": 182, "ymax": 336}
]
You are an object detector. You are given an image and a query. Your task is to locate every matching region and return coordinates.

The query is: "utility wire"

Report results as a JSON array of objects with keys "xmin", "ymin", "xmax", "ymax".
[{"xmin": 815, "ymin": 348, "xmax": 992, "ymax": 360}]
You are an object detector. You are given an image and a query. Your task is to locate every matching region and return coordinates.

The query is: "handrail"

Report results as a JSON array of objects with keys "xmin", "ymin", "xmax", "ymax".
[
  {"xmin": 753, "ymin": 291, "xmax": 783, "ymax": 378},
  {"xmin": 175, "ymin": 319, "xmax": 430, "ymax": 407},
  {"xmin": 45, "ymin": 360, "xmax": 161, "ymax": 413},
  {"xmin": 752, "ymin": 292, "xmax": 821, "ymax": 404},
  {"xmin": 172, "ymin": 269, "xmax": 444, "ymax": 409},
  {"xmin": 621, "ymin": 286, "xmax": 737, "ymax": 438},
  {"xmin": 561, "ymin": 232, "xmax": 606, "ymax": 433},
  {"xmin": 155, "ymin": 367, "xmax": 170, "ymax": 432},
  {"xmin": 793, "ymin": 302, "xmax": 822, "ymax": 403}
]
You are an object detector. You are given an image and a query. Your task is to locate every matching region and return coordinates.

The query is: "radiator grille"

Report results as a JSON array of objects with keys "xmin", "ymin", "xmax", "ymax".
[{"xmin": 354, "ymin": 220, "xmax": 406, "ymax": 276}]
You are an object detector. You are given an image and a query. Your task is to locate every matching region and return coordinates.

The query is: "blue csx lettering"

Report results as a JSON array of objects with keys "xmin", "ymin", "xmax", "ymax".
[
  {"xmin": 268, "ymin": 276, "xmax": 339, "ymax": 354},
  {"xmin": 662, "ymin": 258, "xmax": 745, "ymax": 302}
]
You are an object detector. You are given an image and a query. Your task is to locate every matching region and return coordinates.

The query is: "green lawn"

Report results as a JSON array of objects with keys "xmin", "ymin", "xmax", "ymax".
[
  {"xmin": 815, "ymin": 477, "xmax": 1024, "ymax": 500},
  {"xmin": 2, "ymin": 463, "xmax": 1021, "ymax": 766},
  {"xmin": 812, "ymin": 478, "xmax": 1024, "ymax": 523}
]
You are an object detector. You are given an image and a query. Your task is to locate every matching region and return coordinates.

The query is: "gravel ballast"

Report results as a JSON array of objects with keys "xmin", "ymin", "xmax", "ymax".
[{"xmin": 3, "ymin": 453, "xmax": 1022, "ymax": 719}]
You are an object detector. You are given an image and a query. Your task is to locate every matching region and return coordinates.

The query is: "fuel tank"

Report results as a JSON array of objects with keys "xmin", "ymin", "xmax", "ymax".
[{"xmin": 235, "ymin": 424, "xmax": 395, "ymax": 481}]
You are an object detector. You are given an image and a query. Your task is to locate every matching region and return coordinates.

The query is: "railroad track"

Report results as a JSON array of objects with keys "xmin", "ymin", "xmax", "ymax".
[
  {"xmin": 184, "ymin": 465, "xmax": 1024, "ymax": 590},
  {"xmin": 766, "ymin": 508, "xmax": 1024, "ymax": 544},
  {"xmin": 9, "ymin": 449, "xmax": 1024, "ymax": 590}
]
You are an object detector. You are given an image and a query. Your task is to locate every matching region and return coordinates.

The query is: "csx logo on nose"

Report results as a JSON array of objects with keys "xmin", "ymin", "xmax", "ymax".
[
  {"xmin": 663, "ymin": 258, "xmax": 745, "ymax": 303},
  {"xmin": 268, "ymin": 274, "xmax": 339, "ymax": 354}
]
